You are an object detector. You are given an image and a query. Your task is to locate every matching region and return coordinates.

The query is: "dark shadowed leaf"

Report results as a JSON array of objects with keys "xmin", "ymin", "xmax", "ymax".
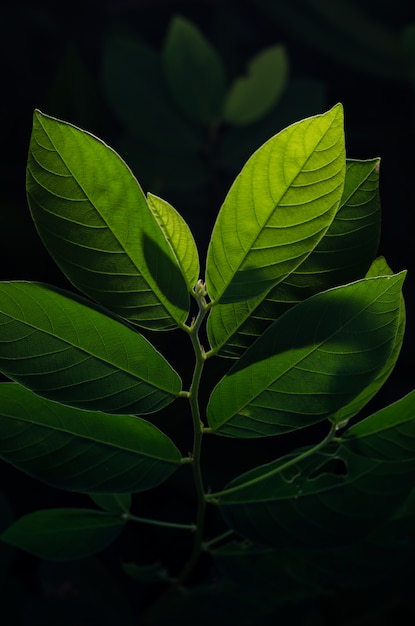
[
  {"xmin": 1, "ymin": 509, "xmax": 124, "ymax": 560},
  {"xmin": 0, "ymin": 383, "xmax": 182, "ymax": 493}
]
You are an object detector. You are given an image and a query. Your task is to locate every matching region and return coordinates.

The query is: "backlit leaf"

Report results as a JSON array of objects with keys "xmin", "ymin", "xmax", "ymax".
[
  {"xmin": 207, "ymin": 273, "xmax": 405, "ymax": 437},
  {"xmin": 0, "ymin": 282, "xmax": 181, "ymax": 414},
  {"xmin": 207, "ymin": 157, "xmax": 381, "ymax": 356},
  {"xmin": 26, "ymin": 110, "xmax": 189, "ymax": 330},
  {"xmin": 147, "ymin": 192, "xmax": 200, "ymax": 292},
  {"xmin": 205, "ymin": 104, "xmax": 345, "ymax": 304}
]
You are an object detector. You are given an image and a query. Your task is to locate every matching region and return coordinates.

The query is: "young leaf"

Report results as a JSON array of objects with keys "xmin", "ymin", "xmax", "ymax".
[
  {"xmin": 223, "ymin": 45, "xmax": 289, "ymax": 125},
  {"xmin": 26, "ymin": 110, "xmax": 189, "ymax": 330},
  {"xmin": 0, "ymin": 384, "xmax": 182, "ymax": 493},
  {"xmin": 162, "ymin": 15, "xmax": 227, "ymax": 124},
  {"xmin": 1, "ymin": 509, "xmax": 125, "ymax": 561},
  {"xmin": 0, "ymin": 282, "xmax": 181, "ymax": 414},
  {"xmin": 147, "ymin": 193, "xmax": 200, "ymax": 292},
  {"xmin": 207, "ymin": 273, "xmax": 405, "ymax": 437},
  {"xmin": 205, "ymin": 104, "xmax": 345, "ymax": 304},
  {"xmin": 207, "ymin": 157, "xmax": 381, "ymax": 356}
]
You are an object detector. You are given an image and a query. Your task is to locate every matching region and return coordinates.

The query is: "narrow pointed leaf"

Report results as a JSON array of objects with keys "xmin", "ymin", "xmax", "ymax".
[
  {"xmin": 343, "ymin": 389, "xmax": 415, "ymax": 461},
  {"xmin": 0, "ymin": 282, "xmax": 181, "ymax": 414},
  {"xmin": 208, "ymin": 157, "xmax": 381, "ymax": 356},
  {"xmin": 1, "ymin": 509, "xmax": 124, "ymax": 560},
  {"xmin": 0, "ymin": 383, "xmax": 181, "ymax": 493},
  {"xmin": 163, "ymin": 16, "xmax": 227, "ymax": 124},
  {"xmin": 207, "ymin": 273, "xmax": 405, "ymax": 437},
  {"xmin": 26, "ymin": 110, "xmax": 189, "ymax": 330},
  {"xmin": 205, "ymin": 104, "xmax": 345, "ymax": 304},
  {"xmin": 223, "ymin": 45, "xmax": 289, "ymax": 125},
  {"xmin": 147, "ymin": 193, "xmax": 200, "ymax": 291}
]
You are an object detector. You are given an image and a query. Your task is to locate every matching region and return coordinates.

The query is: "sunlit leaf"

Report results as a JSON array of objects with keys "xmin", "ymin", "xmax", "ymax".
[
  {"xmin": 0, "ymin": 282, "xmax": 181, "ymax": 414},
  {"xmin": 1, "ymin": 509, "xmax": 124, "ymax": 560},
  {"xmin": 163, "ymin": 16, "xmax": 227, "ymax": 124},
  {"xmin": 223, "ymin": 45, "xmax": 288, "ymax": 125},
  {"xmin": 147, "ymin": 193, "xmax": 200, "ymax": 291},
  {"xmin": 208, "ymin": 158, "xmax": 381, "ymax": 356},
  {"xmin": 207, "ymin": 273, "xmax": 405, "ymax": 437},
  {"xmin": 0, "ymin": 383, "xmax": 182, "ymax": 493},
  {"xmin": 26, "ymin": 110, "xmax": 189, "ymax": 330},
  {"xmin": 205, "ymin": 104, "xmax": 345, "ymax": 304}
]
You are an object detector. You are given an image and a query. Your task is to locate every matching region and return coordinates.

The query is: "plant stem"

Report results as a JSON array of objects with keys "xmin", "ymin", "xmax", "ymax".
[
  {"xmin": 206, "ymin": 423, "xmax": 338, "ymax": 501},
  {"xmin": 122, "ymin": 513, "xmax": 196, "ymax": 531},
  {"xmin": 174, "ymin": 297, "xmax": 209, "ymax": 585}
]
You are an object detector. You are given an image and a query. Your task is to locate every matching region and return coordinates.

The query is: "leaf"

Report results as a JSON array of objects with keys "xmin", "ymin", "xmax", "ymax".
[
  {"xmin": 330, "ymin": 257, "xmax": 406, "ymax": 425},
  {"xmin": 0, "ymin": 383, "xmax": 182, "ymax": 493},
  {"xmin": 147, "ymin": 193, "xmax": 200, "ymax": 291},
  {"xmin": 207, "ymin": 273, "xmax": 405, "ymax": 437},
  {"xmin": 205, "ymin": 104, "xmax": 345, "ymax": 304},
  {"xmin": 0, "ymin": 282, "xmax": 181, "ymax": 414},
  {"xmin": 215, "ymin": 441, "xmax": 415, "ymax": 550},
  {"xmin": 101, "ymin": 31, "xmax": 203, "ymax": 152},
  {"xmin": 123, "ymin": 561, "xmax": 169, "ymax": 583},
  {"xmin": 162, "ymin": 15, "xmax": 227, "ymax": 124},
  {"xmin": 207, "ymin": 157, "xmax": 381, "ymax": 356},
  {"xmin": 343, "ymin": 389, "xmax": 415, "ymax": 461},
  {"xmin": 1, "ymin": 509, "xmax": 124, "ymax": 560},
  {"xmin": 223, "ymin": 45, "xmax": 289, "ymax": 125},
  {"xmin": 89, "ymin": 494, "xmax": 132, "ymax": 513},
  {"xmin": 26, "ymin": 110, "xmax": 189, "ymax": 330}
]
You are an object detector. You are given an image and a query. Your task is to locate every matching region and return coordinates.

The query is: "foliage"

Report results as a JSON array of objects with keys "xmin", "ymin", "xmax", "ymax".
[{"xmin": 0, "ymin": 101, "xmax": 414, "ymax": 625}]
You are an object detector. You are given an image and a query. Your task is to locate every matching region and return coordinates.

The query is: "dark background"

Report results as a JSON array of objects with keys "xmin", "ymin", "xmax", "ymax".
[{"xmin": 0, "ymin": 0, "xmax": 414, "ymax": 624}]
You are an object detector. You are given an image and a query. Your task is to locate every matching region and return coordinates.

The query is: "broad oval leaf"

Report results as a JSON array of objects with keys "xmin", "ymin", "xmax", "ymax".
[
  {"xmin": 0, "ymin": 282, "xmax": 181, "ymax": 414},
  {"xmin": 207, "ymin": 157, "xmax": 381, "ymax": 356},
  {"xmin": 147, "ymin": 192, "xmax": 200, "ymax": 291},
  {"xmin": 1, "ymin": 509, "xmax": 125, "ymax": 560},
  {"xmin": 26, "ymin": 110, "xmax": 189, "ymax": 330},
  {"xmin": 205, "ymin": 104, "xmax": 345, "ymax": 304},
  {"xmin": 162, "ymin": 16, "xmax": 227, "ymax": 124},
  {"xmin": 223, "ymin": 45, "xmax": 289, "ymax": 126},
  {"xmin": 0, "ymin": 383, "xmax": 181, "ymax": 493},
  {"xmin": 89, "ymin": 494, "xmax": 132, "ymax": 513},
  {"xmin": 214, "ymin": 442, "xmax": 415, "ymax": 550},
  {"xmin": 207, "ymin": 273, "xmax": 405, "ymax": 437}
]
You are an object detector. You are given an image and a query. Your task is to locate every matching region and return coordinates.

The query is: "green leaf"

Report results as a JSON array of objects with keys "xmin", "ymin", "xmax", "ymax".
[
  {"xmin": 205, "ymin": 104, "xmax": 345, "ymax": 304},
  {"xmin": 89, "ymin": 494, "xmax": 132, "ymax": 513},
  {"xmin": 26, "ymin": 110, "xmax": 189, "ymax": 330},
  {"xmin": 0, "ymin": 383, "xmax": 182, "ymax": 493},
  {"xmin": 330, "ymin": 257, "xmax": 406, "ymax": 425},
  {"xmin": 215, "ymin": 441, "xmax": 415, "ymax": 550},
  {"xmin": 343, "ymin": 389, "xmax": 415, "ymax": 461},
  {"xmin": 0, "ymin": 282, "xmax": 181, "ymax": 414},
  {"xmin": 123, "ymin": 561, "xmax": 169, "ymax": 583},
  {"xmin": 162, "ymin": 16, "xmax": 227, "ymax": 124},
  {"xmin": 208, "ymin": 157, "xmax": 381, "ymax": 356},
  {"xmin": 101, "ymin": 31, "xmax": 202, "ymax": 152},
  {"xmin": 147, "ymin": 193, "xmax": 200, "ymax": 291},
  {"xmin": 1, "ymin": 509, "xmax": 124, "ymax": 560},
  {"xmin": 223, "ymin": 45, "xmax": 289, "ymax": 125},
  {"xmin": 207, "ymin": 273, "xmax": 405, "ymax": 437}
]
